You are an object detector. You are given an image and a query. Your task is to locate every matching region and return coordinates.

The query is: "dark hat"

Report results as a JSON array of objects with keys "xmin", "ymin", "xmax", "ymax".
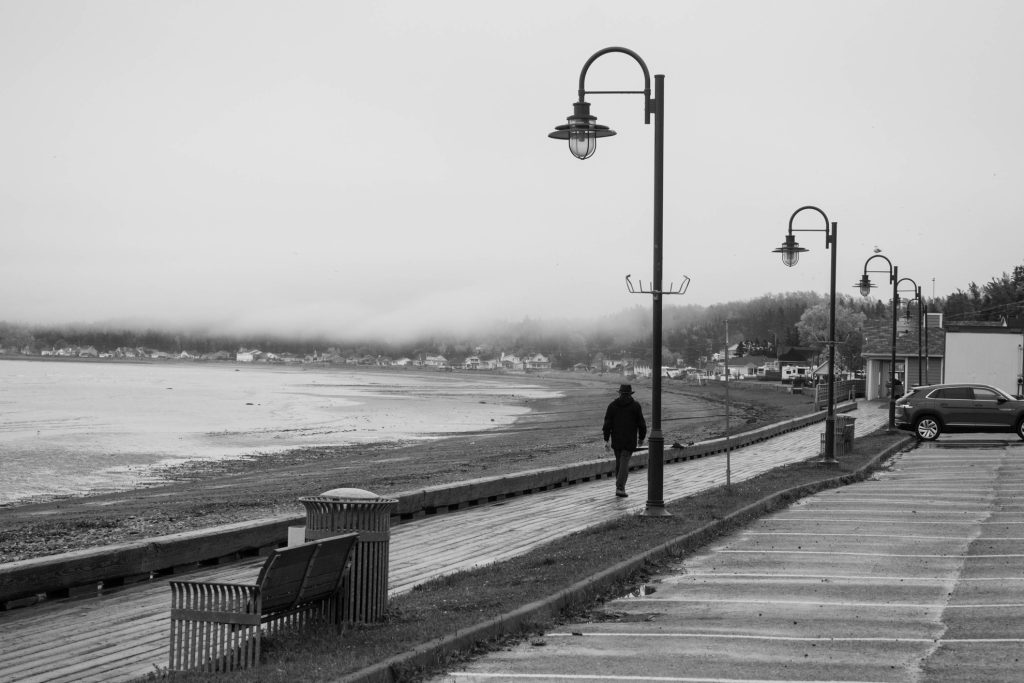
[{"xmin": 618, "ymin": 384, "xmax": 634, "ymax": 394}]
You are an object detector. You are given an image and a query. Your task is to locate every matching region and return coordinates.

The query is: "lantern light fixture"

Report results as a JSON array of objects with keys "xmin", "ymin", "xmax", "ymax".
[
  {"xmin": 549, "ymin": 101, "xmax": 616, "ymax": 160},
  {"xmin": 772, "ymin": 234, "xmax": 808, "ymax": 267},
  {"xmin": 856, "ymin": 274, "xmax": 875, "ymax": 297}
]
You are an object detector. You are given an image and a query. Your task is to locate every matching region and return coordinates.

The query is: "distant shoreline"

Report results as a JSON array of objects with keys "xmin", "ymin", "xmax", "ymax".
[
  {"xmin": 0, "ymin": 353, "xmax": 576, "ymax": 378},
  {"xmin": 0, "ymin": 353, "xmax": 158, "ymax": 365}
]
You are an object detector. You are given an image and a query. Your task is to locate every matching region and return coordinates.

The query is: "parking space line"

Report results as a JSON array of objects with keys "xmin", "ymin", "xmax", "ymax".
[
  {"xmin": 609, "ymin": 598, "xmax": 1024, "ymax": 609},
  {"xmin": 743, "ymin": 532, "xmax": 1021, "ymax": 541},
  {"xmin": 544, "ymin": 632, "xmax": 1024, "ymax": 644},
  {"xmin": 676, "ymin": 573, "xmax": 1024, "ymax": 582},
  {"xmin": 716, "ymin": 550, "xmax": 1024, "ymax": 558}
]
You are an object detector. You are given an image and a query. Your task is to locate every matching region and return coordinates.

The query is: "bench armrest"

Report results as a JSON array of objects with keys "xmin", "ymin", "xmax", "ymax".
[
  {"xmin": 170, "ymin": 580, "xmax": 261, "ymax": 626},
  {"xmin": 169, "ymin": 580, "xmax": 264, "ymax": 672}
]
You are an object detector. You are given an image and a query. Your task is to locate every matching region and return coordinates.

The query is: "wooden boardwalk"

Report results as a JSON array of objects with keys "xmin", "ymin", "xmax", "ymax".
[{"xmin": 0, "ymin": 404, "xmax": 888, "ymax": 682}]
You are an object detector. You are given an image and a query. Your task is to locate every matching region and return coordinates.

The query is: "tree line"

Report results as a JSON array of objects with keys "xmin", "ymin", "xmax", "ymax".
[{"xmin": 3, "ymin": 264, "xmax": 1022, "ymax": 371}]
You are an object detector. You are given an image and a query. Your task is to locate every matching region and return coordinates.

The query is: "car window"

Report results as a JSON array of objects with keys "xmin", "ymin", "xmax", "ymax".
[
  {"xmin": 972, "ymin": 387, "xmax": 1002, "ymax": 401},
  {"xmin": 931, "ymin": 387, "xmax": 973, "ymax": 400}
]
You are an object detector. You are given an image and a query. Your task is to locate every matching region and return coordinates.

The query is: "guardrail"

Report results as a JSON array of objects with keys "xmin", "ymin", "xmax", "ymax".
[{"xmin": 0, "ymin": 402, "xmax": 856, "ymax": 609}]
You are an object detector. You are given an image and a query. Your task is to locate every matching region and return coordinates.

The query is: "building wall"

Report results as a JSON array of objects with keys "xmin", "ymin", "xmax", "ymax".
[
  {"xmin": 944, "ymin": 331, "xmax": 1024, "ymax": 394},
  {"xmin": 865, "ymin": 358, "xmax": 908, "ymax": 401},
  {"xmin": 903, "ymin": 356, "xmax": 946, "ymax": 387}
]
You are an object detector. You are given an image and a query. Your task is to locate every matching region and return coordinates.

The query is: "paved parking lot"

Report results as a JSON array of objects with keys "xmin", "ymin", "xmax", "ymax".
[{"xmin": 438, "ymin": 437, "xmax": 1024, "ymax": 682}]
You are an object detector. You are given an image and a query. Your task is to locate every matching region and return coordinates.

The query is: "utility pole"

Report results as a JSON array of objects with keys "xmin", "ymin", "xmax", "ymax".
[{"xmin": 725, "ymin": 320, "xmax": 731, "ymax": 488}]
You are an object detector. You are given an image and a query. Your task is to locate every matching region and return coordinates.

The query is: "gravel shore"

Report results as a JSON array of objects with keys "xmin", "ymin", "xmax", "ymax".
[{"xmin": 0, "ymin": 372, "xmax": 813, "ymax": 563}]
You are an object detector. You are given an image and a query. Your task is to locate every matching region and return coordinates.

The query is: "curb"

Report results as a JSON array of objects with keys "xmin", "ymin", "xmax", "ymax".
[{"xmin": 335, "ymin": 434, "xmax": 915, "ymax": 683}]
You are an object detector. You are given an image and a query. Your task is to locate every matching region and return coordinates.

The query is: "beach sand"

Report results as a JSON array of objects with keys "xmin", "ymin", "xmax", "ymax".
[{"xmin": 0, "ymin": 372, "xmax": 813, "ymax": 563}]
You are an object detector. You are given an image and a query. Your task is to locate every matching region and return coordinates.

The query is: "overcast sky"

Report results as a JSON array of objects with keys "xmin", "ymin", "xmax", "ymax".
[{"xmin": 2, "ymin": 1, "xmax": 1022, "ymax": 340}]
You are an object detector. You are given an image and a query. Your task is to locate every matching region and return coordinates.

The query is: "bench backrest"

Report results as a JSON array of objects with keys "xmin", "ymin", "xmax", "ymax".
[{"xmin": 255, "ymin": 532, "xmax": 359, "ymax": 614}]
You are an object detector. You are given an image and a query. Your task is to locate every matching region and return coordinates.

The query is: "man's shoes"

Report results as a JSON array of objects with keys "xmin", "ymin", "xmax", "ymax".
[{"xmin": 615, "ymin": 488, "xmax": 628, "ymax": 498}]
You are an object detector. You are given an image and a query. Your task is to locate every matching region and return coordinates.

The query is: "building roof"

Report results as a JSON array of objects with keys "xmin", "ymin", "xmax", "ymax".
[
  {"xmin": 945, "ymin": 318, "xmax": 1024, "ymax": 334},
  {"xmin": 861, "ymin": 319, "xmax": 946, "ymax": 358}
]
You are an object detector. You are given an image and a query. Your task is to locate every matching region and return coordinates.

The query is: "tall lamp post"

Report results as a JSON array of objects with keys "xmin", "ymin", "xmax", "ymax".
[
  {"xmin": 856, "ymin": 254, "xmax": 899, "ymax": 430},
  {"xmin": 549, "ymin": 46, "xmax": 682, "ymax": 516},
  {"xmin": 897, "ymin": 279, "xmax": 922, "ymax": 387},
  {"xmin": 773, "ymin": 206, "xmax": 838, "ymax": 463},
  {"xmin": 923, "ymin": 301, "xmax": 930, "ymax": 385}
]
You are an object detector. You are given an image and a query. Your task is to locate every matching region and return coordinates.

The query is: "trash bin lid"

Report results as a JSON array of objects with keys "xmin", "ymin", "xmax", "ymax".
[{"xmin": 320, "ymin": 487, "xmax": 380, "ymax": 500}]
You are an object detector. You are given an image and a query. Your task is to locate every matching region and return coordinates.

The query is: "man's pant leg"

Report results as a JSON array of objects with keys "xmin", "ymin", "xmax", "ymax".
[{"xmin": 614, "ymin": 449, "xmax": 632, "ymax": 490}]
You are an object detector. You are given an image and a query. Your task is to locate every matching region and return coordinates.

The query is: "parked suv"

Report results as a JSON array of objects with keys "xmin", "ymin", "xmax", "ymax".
[{"xmin": 895, "ymin": 383, "xmax": 1024, "ymax": 441}]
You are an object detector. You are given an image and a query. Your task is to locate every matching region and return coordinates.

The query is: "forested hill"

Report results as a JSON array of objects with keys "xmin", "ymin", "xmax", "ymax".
[{"xmin": 2, "ymin": 265, "xmax": 1022, "ymax": 369}]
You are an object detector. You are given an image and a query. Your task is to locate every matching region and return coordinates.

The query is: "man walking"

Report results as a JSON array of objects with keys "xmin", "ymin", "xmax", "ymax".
[{"xmin": 602, "ymin": 384, "xmax": 647, "ymax": 498}]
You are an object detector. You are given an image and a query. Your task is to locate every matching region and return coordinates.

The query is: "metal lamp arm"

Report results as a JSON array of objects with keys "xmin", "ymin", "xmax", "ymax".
[
  {"xmin": 786, "ymin": 205, "xmax": 835, "ymax": 248},
  {"xmin": 577, "ymin": 47, "xmax": 653, "ymax": 122},
  {"xmin": 861, "ymin": 253, "xmax": 896, "ymax": 283},
  {"xmin": 896, "ymin": 277, "xmax": 920, "ymax": 299}
]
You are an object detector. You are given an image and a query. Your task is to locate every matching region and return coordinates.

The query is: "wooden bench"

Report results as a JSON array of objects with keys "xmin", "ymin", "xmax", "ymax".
[{"xmin": 168, "ymin": 532, "xmax": 359, "ymax": 673}]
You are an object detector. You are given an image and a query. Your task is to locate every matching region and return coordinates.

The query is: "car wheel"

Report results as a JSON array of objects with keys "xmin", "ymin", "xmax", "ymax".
[
  {"xmin": 914, "ymin": 416, "xmax": 941, "ymax": 441},
  {"xmin": 1016, "ymin": 419, "xmax": 1024, "ymax": 441}
]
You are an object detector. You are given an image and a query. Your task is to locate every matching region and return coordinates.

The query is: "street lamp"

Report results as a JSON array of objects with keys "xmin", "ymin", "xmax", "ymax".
[
  {"xmin": 773, "ymin": 206, "xmax": 838, "ymax": 462},
  {"xmin": 856, "ymin": 254, "xmax": 899, "ymax": 430},
  {"xmin": 923, "ymin": 301, "xmax": 930, "ymax": 385},
  {"xmin": 897, "ymin": 279, "xmax": 923, "ymax": 387},
  {"xmin": 550, "ymin": 47, "xmax": 674, "ymax": 516}
]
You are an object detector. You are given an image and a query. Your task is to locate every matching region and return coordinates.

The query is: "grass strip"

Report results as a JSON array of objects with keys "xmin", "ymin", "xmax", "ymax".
[{"xmin": 157, "ymin": 429, "xmax": 912, "ymax": 683}]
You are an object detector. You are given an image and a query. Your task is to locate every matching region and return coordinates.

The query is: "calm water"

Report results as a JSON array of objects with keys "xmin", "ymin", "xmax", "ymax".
[{"xmin": 0, "ymin": 359, "xmax": 558, "ymax": 506}]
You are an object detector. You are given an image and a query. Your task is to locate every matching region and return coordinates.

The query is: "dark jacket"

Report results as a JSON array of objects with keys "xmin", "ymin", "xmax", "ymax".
[{"xmin": 602, "ymin": 395, "xmax": 647, "ymax": 451}]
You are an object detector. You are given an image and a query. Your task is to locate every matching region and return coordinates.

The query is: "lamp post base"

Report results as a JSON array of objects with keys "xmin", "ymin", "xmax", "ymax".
[
  {"xmin": 641, "ymin": 504, "xmax": 672, "ymax": 517},
  {"xmin": 643, "ymin": 434, "xmax": 672, "ymax": 517}
]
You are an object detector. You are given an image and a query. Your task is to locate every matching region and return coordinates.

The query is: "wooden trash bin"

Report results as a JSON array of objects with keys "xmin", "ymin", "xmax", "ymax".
[{"xmin": 299, "ymin": 489, "xmax": 397, "ymax": 623}]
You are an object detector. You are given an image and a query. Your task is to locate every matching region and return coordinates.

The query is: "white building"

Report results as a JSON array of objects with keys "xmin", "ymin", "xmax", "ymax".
[{"xmin": 944, "ymin": 319, "xmax": 1024, "ymax": 395}]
